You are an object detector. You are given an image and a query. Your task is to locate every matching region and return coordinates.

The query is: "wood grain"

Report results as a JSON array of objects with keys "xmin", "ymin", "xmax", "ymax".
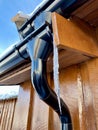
[
  {"xmin": 85, "ymin": 59, "xmax": 98, "ymax": 129},
  {"xmin": 80, "ymin": 63, "xmax": 97, "ymax": 130},
  {"xmin": 72, "ymin": 0, "xmax": 98, "ymax": 27},
  {"xmin": 0, "ymin": 64, "xmax": 31, "ymax": 85},
  {"xmin": 59, "ymin": 66, "xmax": 83, "ymax": 130},
  {"xmin": 31, "ymin": 92, "xmax": 49, "ymax": 130},
  {"xmin": 12, "ymin": 80, "xmax": 32, "ymax": 130},
  {"xmin": 0, "ymin": 99, "xmax": 16, "ymax": 130},
  {"xmin": 84, "ymin": 9, "xmax": 98, "ymax": 27},
  {"xmin": 52, "ymin": 12, "xmax": 98, "ymax": 57},
  {"xmin": 72, "ymin": 0, "xmax": 98, "ymax": 18}
]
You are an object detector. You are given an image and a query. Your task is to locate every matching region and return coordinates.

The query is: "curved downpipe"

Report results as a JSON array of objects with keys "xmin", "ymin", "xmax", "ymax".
[{"xmin": 27, "ymin": 38, "xmax": 72, "ymax": 130}]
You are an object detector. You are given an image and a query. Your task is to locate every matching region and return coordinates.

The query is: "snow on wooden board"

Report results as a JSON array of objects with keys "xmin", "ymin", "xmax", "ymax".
[{"xmin": 0, "ymin": 85, "xmax": 19, "ymax": 100}]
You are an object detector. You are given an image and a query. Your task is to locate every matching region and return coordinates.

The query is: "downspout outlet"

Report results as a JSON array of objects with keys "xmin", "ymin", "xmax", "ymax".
[{"xmin": 27, "ymin": 38, "xmax": 73, "ymax": 130}]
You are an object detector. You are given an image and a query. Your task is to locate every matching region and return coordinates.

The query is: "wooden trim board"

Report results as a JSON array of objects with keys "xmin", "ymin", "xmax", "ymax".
[{"xmin": 52, "ymin": 12, "xmax": 98, "ymax": 57}]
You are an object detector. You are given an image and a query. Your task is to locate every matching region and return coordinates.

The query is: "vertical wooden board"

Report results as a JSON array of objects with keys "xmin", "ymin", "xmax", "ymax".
[
  {"xmin": 49, "ymin": 65, "xmax": 88, "ymax": 130},
  {"xmin": 3, "ymin": 100, "xmax": 11, "ymax": 130},
  {"xmin": 7, "ymin": 99, "xmax": 17, "ymax": 130},
  {"xmin": 80, "ymin": 63, "xmax": 97, "ymax": 130},
  {"xmin": 48, "ymin": 107, "xmax": 60, "ymax": 130},
  {"xmin": 3, "ymin": 99, "xmax": 16, "ymax": 130},
  {"xmin": 12, "ymin": 80, "xmax": 32, "ymax": 130},
  {"xmin": 85, "ymin": 58, "xmax": 98, "ymax": 129},
  {"xmin": 4, "ymin": 100, "xmax": 10, "ymax": 130},
  {"xmin": 31, "ymin": 92, "xmax": 49, "ymax": 130},
  {"xmin": 59, "ymin": 65, "xmax": 85, "ymax": 130},
  {"xmin": 0, "ymin": 100, "xmax": 4, "ymax": 124},
  {"xmin": 27, "ymin": 87, "xmax": 34, "ymax": 130},
  {"xmin": 0, "ymin": 100, "xmax": 8, "ymax": 130},
  {"xmin": 0, "ymin": 99, "xmax": 16, "ymax": 130}
]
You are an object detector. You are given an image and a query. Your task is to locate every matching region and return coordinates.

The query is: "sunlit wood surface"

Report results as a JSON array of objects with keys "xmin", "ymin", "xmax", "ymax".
[{"xmin": 0, "ymin": 99, "xmax": 17, "ymax": 130}]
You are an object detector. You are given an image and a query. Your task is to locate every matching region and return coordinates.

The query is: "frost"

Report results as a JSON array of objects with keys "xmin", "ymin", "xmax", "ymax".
[{"xmin": 0, "ymin": 85, "xmax": 19, "ymax": 100}]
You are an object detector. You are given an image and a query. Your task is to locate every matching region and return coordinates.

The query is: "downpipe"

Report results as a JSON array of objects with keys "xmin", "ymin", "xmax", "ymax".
[{"xmin": 27, "ymin": 38, "xmax": 73, "ymax": 130}]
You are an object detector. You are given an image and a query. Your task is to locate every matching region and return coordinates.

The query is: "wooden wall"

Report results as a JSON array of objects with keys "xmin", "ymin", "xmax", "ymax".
[
  {"xmin": 4, "ymin": 58, "xmax": 98, "ymax": 130},
  {"xmin": 0, "ymin": 99, "xmax": 17, "ymax": 130}
]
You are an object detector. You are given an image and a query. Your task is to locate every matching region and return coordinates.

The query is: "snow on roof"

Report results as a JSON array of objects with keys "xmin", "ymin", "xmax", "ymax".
[{"xmin": 0, "ymin": 85, "xmax": 19, "ymax": 100}]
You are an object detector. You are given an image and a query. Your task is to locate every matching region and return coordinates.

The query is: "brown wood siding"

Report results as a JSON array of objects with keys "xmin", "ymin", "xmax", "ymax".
[
  {"xmin": 72, "ymin": 0, "xmax": 98, "ymax": 27},
  {"xmin": 0, "ymin": 99, "xmax": 17, "ymax": 130},
  {"xmin": 10, "ymin": 58, "xmax": 98, "ymax": 130}
]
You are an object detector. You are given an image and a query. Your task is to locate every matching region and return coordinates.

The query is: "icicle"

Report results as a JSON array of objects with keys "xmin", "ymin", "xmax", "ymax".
[{"xmin": 53, "ymin": 42, "xmax": 62, "ymax": 114}]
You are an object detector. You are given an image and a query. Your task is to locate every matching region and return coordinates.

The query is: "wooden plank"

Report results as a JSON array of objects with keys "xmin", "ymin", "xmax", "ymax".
[
  {"xmin": 59, "ymin": 66, "xmax": 85, "ymax": 130},
  {"xmin": 48, "ymin": 63, "xmax": 98, "ymax": 130},
  {"xmin": 3, "ymin": 100, "xmax": 10, "ymax": 130},
  {"xmin": 0, "ymin": 99, "xmax": 16, "ymax": 130},
  {"xmin": 27, "ymin": 85, "xmax": 34, "ymax": 130},
  {"xmin": 72, "ymin": 0, "xmax": 98, "ymax": 18},
  {"xmin": 0, "ymin": 101, "xmax": 8, "ymax": 130},
  {"xmin": 0, "ymin": 64, "xmax": 31, "ymax": 85},
  {"xmin": 84, "ymin": 9, "xmax": 98, "ymax": 22},
  {"xmin": 52, "ymin": 12, "xmax": 98, "ymax": 57},
  {"xmin": 7, "ymin": 99, "xmax": 16, "ymax": 130},
  {"xmin": 72, "ymin": 0, "xmax": 94, "ymax": 15},
  {"xmin": 31, "ymin": 92, "xmax": 49, "ymax": 130},
  {"xmin": 47, "ymin": 49, "xmax": 89, "ymax": 72},
  {"xmin": 12, "ymin": 80, "xmax": 32, "ymax": 130},
  {"xmin": 48, "ymin": 107, "xmax": 60, "ymax": 130},
  {"xmin": 85, "ymin": 58, "xmax": 98, "ymax": 129},
  {"xmin": 80, "ymin": 63, "xmax": 97, "ymax": 130},
  {"xmin": 84, "ymin": 9, "xmax": 98, "ymax": 27},
  {"xmin": 0, "ymin": 100, "xmax": 4, "ymax": 124}
]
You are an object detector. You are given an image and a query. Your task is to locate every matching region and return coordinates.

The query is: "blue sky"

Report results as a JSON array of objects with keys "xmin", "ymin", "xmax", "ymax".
[{"xmin": 0, "ymin": 0, "xmax": 42, "ymax": 55}]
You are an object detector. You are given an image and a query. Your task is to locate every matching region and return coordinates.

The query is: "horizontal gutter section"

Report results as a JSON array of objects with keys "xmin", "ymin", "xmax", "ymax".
[
  {"xmin": 18, "ymin": 0, "xmax": 76, "ymax": 32},
  {"xmin": 0, "ymin": 23, "xmax": 47, "ymax": 62},
  {"xmin": 0, "ymin": 23, "xmax": 48, "ymax": 75},
  {"xmin": 0, "ymin": 45, "xmax": 29, "ymax": 75}
]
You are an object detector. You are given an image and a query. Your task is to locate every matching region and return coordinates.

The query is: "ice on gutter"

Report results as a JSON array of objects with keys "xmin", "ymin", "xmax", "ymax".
[{"xmin": 0, "ymin": 85, "xmax": 19, "ymax": 100}]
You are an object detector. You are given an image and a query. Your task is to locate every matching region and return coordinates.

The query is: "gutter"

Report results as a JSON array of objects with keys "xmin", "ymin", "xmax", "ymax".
[
  {"xmin": 0, "ymin": 23, "xmax": 48, "ymax": 75},
  {"xmin": 0, "ymin": 0, "xmax": 88, "ymax": 130},
  {"xmin": 0, "ymin": 0, "xmax": 88, "ymax": 75}
]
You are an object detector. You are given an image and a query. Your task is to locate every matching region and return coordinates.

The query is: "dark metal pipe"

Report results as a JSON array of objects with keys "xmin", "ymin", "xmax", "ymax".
[
  {"xmin": 62, "ymin": 123, "xmax": 68, "ymax": 130},
  {"xmin": 0, "ymin": 23, "xmax": 49, "ymax": 75},
  {"xmin": 0, "ymin": 23, "xmax": 47, "ymax": 62},
  {"xmin": 27, "ymin": 38, "xmax": 72, "ymax": 129}
]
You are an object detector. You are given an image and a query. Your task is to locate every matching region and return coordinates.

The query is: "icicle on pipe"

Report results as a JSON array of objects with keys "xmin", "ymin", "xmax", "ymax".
[{"xmin": 53, "ymin": 41, "xmax": 62, "ymax": 115}]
